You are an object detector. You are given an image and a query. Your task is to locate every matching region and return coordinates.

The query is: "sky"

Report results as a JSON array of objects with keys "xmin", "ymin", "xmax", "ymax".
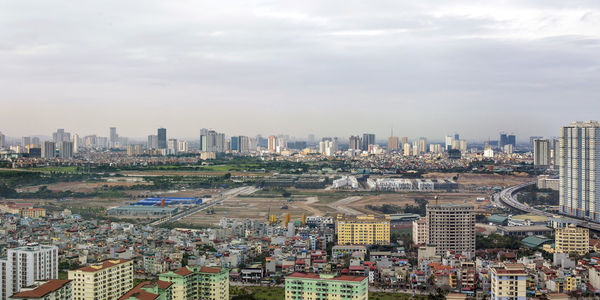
[{"xmin": 1, "ymin": 0, "xmax": 600, "ymax": 141}]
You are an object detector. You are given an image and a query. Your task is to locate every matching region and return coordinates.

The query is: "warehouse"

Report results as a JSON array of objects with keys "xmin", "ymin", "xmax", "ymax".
[{"xmin": 107, "ymin": 206, "xmax": 177, "ymax": 217}]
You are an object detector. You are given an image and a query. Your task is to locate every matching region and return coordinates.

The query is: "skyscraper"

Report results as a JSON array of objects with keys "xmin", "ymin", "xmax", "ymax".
[
  {"xmin": 445, "ymin": 135, "xmax": 454, "ymax": 151},
  {"xmin": 418, "ymin": 138, "xmax": 427, "ymax": 153},
  {"xmin": 60, "ymin": 141, "xmax": 73, "ymax": 159},
  {"xmin": 1, "ymin": 244, "xmax": 59, "ymax": 299},
  {"xmin": 109, "ymin": 127, "xmax": 118, "ymax": 147},
  {"xmin": 388, "ymin": 136, "xmax": 399, "ymax": 151},
  {"xmin": 499, "ymin": 133, "xmax": 508, "ymax": 148},
  {"xmin": 0, "ymin": 132, "xmax": 4, "ymax": 149},
  {"xmin": 426, "ymin": 203, "xmax": 475, "ymax": 255},
  {"xmin": 534, "ymin": 139, "xmax": 550, "ymax": 167},
  {"xmin": 508, "ymin": 134, "xmax": 516, "ymax": 148},
  {"xmin": 42, "ymin": 141, "xmax": 56, "ymax": 159},
  {"xmin": 348, "ymin": 136, "xmax": 361, "ymax": 150},
  {"xmin": 560, "ymin": 121, "xmax": 600, "ymax": 220},
  {"xmin": 147, "ymin": 135, "xmax": 158, "ymax": 149},
  {"xmin": 21, "ymin": 136, "xmax": 30, "ymax": 147},
  {"xmin": 362, "ymin": 133, "xmax": 375, "ymax": 151},
  {"xmin": 157, "ymin": 128, "xmax": 167, "ymax": 149},
  {"xmin": 72, "ymin": 133, "xmax": 79, "ymax": 153},
  {"xmin": 167, "ymin": 138, "xmax": 178, "ymax": 155},
  {"xmin": 268, "ymin": 135, "xmax": 277, "ymax": 153},
  {"xmin": 401, "ymin": 136, "xmax": 408, "ymax": 147}
]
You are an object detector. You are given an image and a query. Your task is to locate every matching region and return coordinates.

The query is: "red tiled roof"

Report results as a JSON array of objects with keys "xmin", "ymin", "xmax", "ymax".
[
  {"xmin": 118, "ymin": 282, "xmax": 158, "ymax": 300},
  {"xmin": 198, "ymin": 266, "xmax": 221, "ymax": 274},
  {"xmin": 156, "ymin": 280, "xmax": 172, "ymax": 290},
  {"xmin": 75, "ymin": 259, "xmax": 129, "ymax": 272},
  {"xmin": 286, "ymin": 272, "xmax": 366, "ymax": 282},
  {"xmin": 11, "ymin": 280, "xmax": 71, "ymax": 298},
  {"xmin": 174, "ymin": 267, "xmax": 194, "ymax": 276}
]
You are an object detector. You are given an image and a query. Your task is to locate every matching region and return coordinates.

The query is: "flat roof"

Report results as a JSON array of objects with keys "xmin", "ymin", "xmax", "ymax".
[
  {"xmin": 499, "ymin": 225, "xmax": 552, "ymax": 232},
  {"xmin": 287, "ymin": 272, "xmax": 366, "ymax": 282}
]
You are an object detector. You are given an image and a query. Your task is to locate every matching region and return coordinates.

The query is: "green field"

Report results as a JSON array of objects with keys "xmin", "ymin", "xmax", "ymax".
[{"xmin": 24, "ymin": 166, "xmax": 79, "ymax": 173}]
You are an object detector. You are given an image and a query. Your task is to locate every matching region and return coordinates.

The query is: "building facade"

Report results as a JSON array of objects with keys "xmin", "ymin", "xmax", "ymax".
[
  {"xmin": 555, "ymin": 224, "xmax": 589, "ymax": 255},
  {"xmin": 68, "ymin": 259, "xmax": 133, "ymax": 300},
  {"xmin": 285, "ymin": 273, "xmax": 368, "ymax": 300},
  {"xmin": 412, "ymin": 217, "xmax": 428, "ymax": 245},
  {"xmin": 9, "ymin": 280, "xmax": 72, "ymax": 300},
  {"xmin": 560, "ymin": 121, "xmax": 600, "ymax": 220},
  {"xmin": 490, "ymin": 264, "xmax": 527, "ymax": 300},
  {"xmin": 159, "ymin": 266, "xmax": 229, "ymax": 300},
  {"xmin": 336, "ymin": 214, "xmax": 390, "ymax": 245},
  {"xmin": 426, "ymin": 204, "xmax": 475, "ymax": 255},
  {"xmin": 1, "ymin": 244, "xmax": 59, "ymax": 299},
  {"xmin": 534, "ymin": 139, "xmax": 551, "ymax": 167}
]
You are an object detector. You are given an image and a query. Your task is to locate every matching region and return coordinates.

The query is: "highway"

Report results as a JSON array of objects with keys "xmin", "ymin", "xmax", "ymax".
[
  {"xmin": 497, "ymin": 182, "xmax": 600, "ymax": 232},
  {"xmin": 149, "ymin": 186, "xmax": 258, "ymax": 226}
]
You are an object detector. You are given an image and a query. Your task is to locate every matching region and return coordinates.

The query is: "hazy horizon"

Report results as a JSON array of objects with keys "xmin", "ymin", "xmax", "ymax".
[{"xmin": 2, "ymin": 1, "xmax": 600, "ymax": 139}]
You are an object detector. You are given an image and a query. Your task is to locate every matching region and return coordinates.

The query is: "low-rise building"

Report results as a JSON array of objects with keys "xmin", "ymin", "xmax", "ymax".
[
  {"xmin": 336, "ymin": 214, "xmax": 390, "ymax": 245},
  {"xmin": 490, "ymin": 263, "xmax": 527, "ymax": 300},
  {"xmin": 555, "ymin": 225, "xmax": 589, "ymax": 255},
  {"xmin": 285, "ymin": 273, "xmax": 368, "ymax": 300}
]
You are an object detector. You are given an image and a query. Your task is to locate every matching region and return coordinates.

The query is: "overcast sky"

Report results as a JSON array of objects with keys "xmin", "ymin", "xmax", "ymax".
[{"xmin": 1, "ymin": 0, "xmax": 600, "ymax": 141}]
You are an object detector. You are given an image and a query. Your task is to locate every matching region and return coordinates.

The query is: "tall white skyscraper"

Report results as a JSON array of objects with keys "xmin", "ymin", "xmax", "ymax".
[
  {"xmin": 560, "ymin": 121, "xmax": 600, "ymax": 221},
  {"xmin": 445, "ymin": 135, "xmax": 454, "ymax": 151},
  {"xmin": 0, "ymin": 243, "xmax": 59, "ymax": 299},
  {"xmin": 534, "ymin": 139, "xmax": 550, "ymax": 167},
  {"xmin": 72, "ymin": 133, "xmax": 79, "ymax": 153}
]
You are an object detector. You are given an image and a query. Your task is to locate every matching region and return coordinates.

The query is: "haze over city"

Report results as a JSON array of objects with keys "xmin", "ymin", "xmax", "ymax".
[{"xmin": 2, "ymin": 0, "xmax": 600, "ymax": 139}]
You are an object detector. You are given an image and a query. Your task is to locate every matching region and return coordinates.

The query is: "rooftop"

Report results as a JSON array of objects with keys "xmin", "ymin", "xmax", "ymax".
[
  {"xmin": 10, "ymin": 280, "xmax": 71, "ymax": 298},
  {"xmin": 286, "ymin": 272, "xmax": 366, "ymax": 282},
  {"xmin": 74, "ymin": 259, "xmax": 130, "ymax": 273}
]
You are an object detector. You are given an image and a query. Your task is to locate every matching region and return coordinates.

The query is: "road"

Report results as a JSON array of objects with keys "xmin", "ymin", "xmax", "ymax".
[
  {"xmin": 149, "ymin": 186, "xmax": 258, "ymax": 226},
  {"xmin": 329, "ymin": 196, "xmax": 363, "ymax": 215},
  {"xmin": 497, "ymin": 182, "xmax": 600, "ymax": 232}
]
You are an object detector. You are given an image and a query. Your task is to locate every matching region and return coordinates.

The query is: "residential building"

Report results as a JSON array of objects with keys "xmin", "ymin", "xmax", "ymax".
[
  {"xmin": 60, "ymin": 141, "xmax": 73, "ymax": 159},
  {"xmin": 268, "ymin": 136, "xmax": 277, "ymax": 153},
  {"xmin": 109, "ymin": 127, "xmax": 118, "ymax": 147},
  {"xmin": 2, "ymin": 244, "xmax": 59, "ymax": 300},
  {"xmin": 349, "ymin": 136, "xmax": 361, "ymax": 151},
  {"xmin": 412, "ymin": 217, "xmax": 428, "ymax": 245},
  {"xmin": 336, "ymin": 214, "xmax": 390, "ymax": 245},
  {"xmin": 9, "ymin": 280, "xmax": 72, "ymax": 300},
  {"xmin": 42, "ymin": 141, "xmax": 55, "ymax": 159},
  {"xmin": 0, "ymin": 132, "xmax": 5, "ymax": 148},
  {"xmin": 167, "ymin": 139, "xmax": 178, "ymax": 155},
  {"xmin": 285, "ymin": 273, "xmax": 368, "ymax": 300},
  {"xmin": 147, "ymin": 135, "xmax": 158, "ymax": 149},
  {"xmin": 490, "ymin": 263, "xmax": 527, "ymax": 300},
  {"xmin": 534, "ymin": 139, "xmax": 551, "ymax": 167},
  {"xmin": 388, "ymin": 136, "xmax": 399, "ymax": 151},
  {"xmin": 119, "ymin": 281, "xmax": 173, "ymax": 300},
  {"xmin": 426, "ymin": 204, "xmax": 475, "ymax": 255},
  {"xmin": 159, "ymin": 266, "xmax": 229, "ymax": 300},
  {"xmin": 555, "ymin": 225, "xmax": 589, "ymax": 255},
  {"xmin": 560, "ymin": 121, "xmax": 600, "ymax": 220},
  {"xmin": 361, "ymin": 134, "xmax": 375, "ymax": 151},
  {"xmin": 68, "ymin": 259, "xmax": 133, "ymax": 300},
  {"xmin": 157, "ymin": 128, "xmax": 167, "ymax": 149}
]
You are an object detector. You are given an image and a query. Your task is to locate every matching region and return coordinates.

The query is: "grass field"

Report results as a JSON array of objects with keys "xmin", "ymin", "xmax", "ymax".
[{"xmin": 24, "ymin": 166, "xmax": 79, "ymax": 173}]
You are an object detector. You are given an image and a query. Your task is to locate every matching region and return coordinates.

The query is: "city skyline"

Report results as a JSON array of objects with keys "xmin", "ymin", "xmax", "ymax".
[{"xmin": 2, "ymin": 1, "xmax": 600, "ymax": 138}]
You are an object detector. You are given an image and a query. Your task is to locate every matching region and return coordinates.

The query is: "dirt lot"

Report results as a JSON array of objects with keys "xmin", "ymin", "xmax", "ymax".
[
  {"xmin": 423, "ymin": 172, "xmax": 533, "ymax": 189},
  {"xmin": 348, "ymin": 191, "xmax": 491, "ymax": 214}
]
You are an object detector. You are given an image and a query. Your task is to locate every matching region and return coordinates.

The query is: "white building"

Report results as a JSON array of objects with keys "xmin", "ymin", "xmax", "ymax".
[
  {"xmin": 534, "ymin": 139, "xmax": 551, "ymax": 167},
  {"xmin": 167, "ymin": 138, "xmax": 178, "ymax": 155},
  {"xmin": 0, "ymin": 244, "xmax": 59, "ymax": 299},
  {"xmin": 177, "ymin": 140, "xmax": 189, "ymax": 153},
  {"xmin": 560, "ymin": 121, "xmax": 600, "ymax": 221},
  {"xmin": 332, "ymin": 176, "xmax": 359, "ymax": 189}
]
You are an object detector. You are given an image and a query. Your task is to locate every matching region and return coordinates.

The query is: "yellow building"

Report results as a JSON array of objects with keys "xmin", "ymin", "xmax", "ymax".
[
  {"xmin": 68, "ymin": 259, "xmax": 133, "ymax": 300},
  {"xmin": 490, "ymin": 263, "xmax": 527, "ymax": 300},
  {"xmin": 20, "ymin": 208, "xmax": 46, "ymax": 218},
  {"xmin": 336, "ymin": 214, "xmax": 390, "ymax": 245},
  {"xmin": 555, "ymin": 224, "xmax": 589, "ymax": 255}
]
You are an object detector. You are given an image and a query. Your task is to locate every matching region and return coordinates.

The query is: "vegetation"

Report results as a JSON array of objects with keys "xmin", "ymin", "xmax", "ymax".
[
  {"xmin": 476, "ymin": 233, "xmax": 520, "ymax": 250},
  {"xmin": 367, "ymin": 197, "xmax": 428, "ymax": 216},
  {"xmin": 517, "ymin": 185, "xmax": 559, "ymax": 206},
  {"xmin": 158, "ymin": 222, "xmax": 215, "ymax": 230}
]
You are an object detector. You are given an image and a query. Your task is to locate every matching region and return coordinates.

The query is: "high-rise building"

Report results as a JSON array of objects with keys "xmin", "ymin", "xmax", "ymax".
[
  {"xmin": 412, "ymin": 217, "xmax": 428, "ymax": 245},
  {"xmin": 560, "ymin": 121, "xmax": 600, "ymax": 220},
  {"xmin": 52, "ymin": 129, "xmax": 70, "ymax": 149},
  {"xmin": 0, "ymin": 132, "xmax": 5, "ymax": 149},
  {"xmin": 72, "ymin": 133, "xmax": 79, "ymax": 153},
  {"xmin": 530, "ymin": 136, "xmax": 543, "ymax": 149},
  {"xmin": 159, "ymin": 266, "xmax": 229, "ymax": 300},
  {"xmin": 177, "ymin": 140, "xmax": 188, "ymax": 153},
  {"xmin": 0, "ymin": 243, "xmax": 59, "ymax": 299},
  {"xmin": 97, "ymin": 137, "xmax": 109, "ymax": 148},
  {"xmin": 445, "ymin": 135, "xmax": 454, "ymax": 151},
  {"xmin": 200, "ymin": 130, "xmax": 225, "ymax": 152},
  {"xmin": 109, "ymin": 127, "xmax": 118, "ymax": 147},
  {"xmin": 403, "ymin": 143, "xmax": 411, "ymax": 156},
  {"xmin": 418, "ymin": 138, "xmax": 427, "ymax": 153},
  {"xmin": 157, "ymin": 128, "xmax": 167, "ymax": 149},
  {"xmin": 268, "ymin": 135, "xmax": 277, "ymax": 153},
  {"xmin": 499, "ymin": 133, "xmax": 508, "ymax": 148},
  {"xmin": 42, "ymin": 141, "xmax": 56, "ymax": 159},
  {"xmin": 555, "ymin": 224, "xmax": 589, "ymax": 255},
  {"xmin": 319, "ymin": 139, "xmax": 338, "ymax": 156},
  {"xmin": 167, "ymin": 139, "xmax": 178, "ymax": 155},
  {"xmin": 336, "ymin": 214, "xmax": 390, "ymax": 245},
  {"xmin": 508, "ymin": 134, "xmax": 516, "ymax": 148},
  {"xmin": 401, "ymin": 137, "xmax": 408, "ymax": 147},
  {"xmin": 426, "ymin": 203, "xmax": 475, "ymax": 255},
  {"xmin": 348, "ymin": 136, "xmax": 361, "ymax": 151},
  {"xmin": 68, "ymin": 259, "xmax": 133, "ymax": 300},
  {"xmin": 60, "ymin": 141, "xmax": 73, "ymax": 159},
  {"xmin": 361, "ymin": 133, "xmax": 375, "ymax": 151},
  {"xmin": 126, "ymin": 144, "xmax": 143, "ymax": 156},
  {"xmin": 388, "ymin": 136, "xmax": 399, "ymax": 151},
  {"xmin": 490, "ymin": 263, "xmax": 527, "ymax": 300},
  {"xmin": 285, "ymin": 273, "xmax": 368, "ymax": 300},
  {"xmin": 533, "ymin": 139, "xmax": 550, "ymax": 167},
  {"xmin": 454, "ymin": 133, "xmax": 460, "ymax": 141},
  {"xmin": 147, "ymin": 135, "xmax": 158, "ymax": 149},
  {"xmin": 31, "ymin": 137, "xmax": 40, "ymax": 147},
  {"xmin": 21, "ymin": 136, "xmax": 30, "ymax": 147}
]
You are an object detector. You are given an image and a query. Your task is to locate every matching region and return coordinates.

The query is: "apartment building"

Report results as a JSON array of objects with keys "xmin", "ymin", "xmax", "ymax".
[
  {"xmin": 412, "ymin": 217, "xmax": 428, "ymax": 245},
  {"xmin": 555, "ymin": 224, "xmax": 589, "ymax": 255},
  {"xmin": 119, "ymin": 280, "xmax": 173, "ymax": 300},
  {"xmin": 426, "ymin": 203, "xmax": 475, "ymax": 255},
  {"xmin": 336, "ymin": 214, "xmax": 390, "ymax": 245},
  {"xmin": 68, "ymin": 259, "xmax": 133, "ymax": 300},
  {"xmin": 159, "ymin": 266, "xmax": 229, "ymax": 300},
  {"xmin": 285, "ymin": 273, "xmax": 368, "ymax": 300},
  {"xmin": 9, "ymin": 280, "xmax": 72, "ymax": 300},
  {"xmin": 490, "ymin": 263, "xmax": 527, "ymax": 300},
  {"xmin": 1, "ymin": 244, "xmax": 59, "ymax": 299}
]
